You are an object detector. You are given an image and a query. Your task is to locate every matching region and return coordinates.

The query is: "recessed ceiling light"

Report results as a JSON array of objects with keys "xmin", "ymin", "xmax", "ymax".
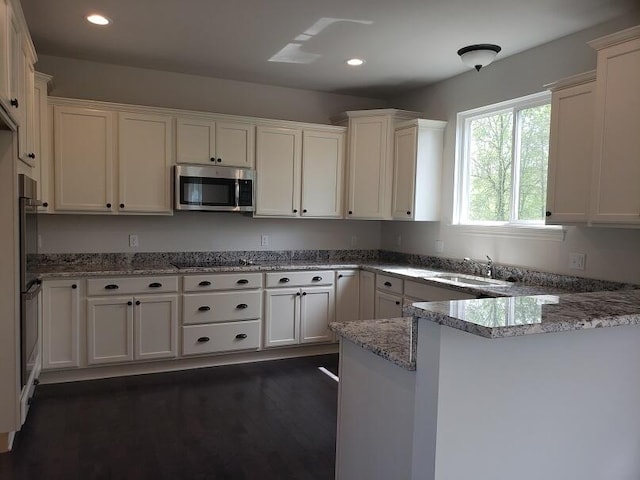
[
  {"xmin": 86, "ymin": 14, "xmax": 111, "ymax": 26},
  {"xmin": 346, "ymin": 58, "xmax": 365, "ymax": 66}
]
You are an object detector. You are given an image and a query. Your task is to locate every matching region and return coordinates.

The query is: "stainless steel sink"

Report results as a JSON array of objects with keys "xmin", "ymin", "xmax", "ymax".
[{"xmin": 428, "ymin": 273, "xmax": 511, "ymax": 287}]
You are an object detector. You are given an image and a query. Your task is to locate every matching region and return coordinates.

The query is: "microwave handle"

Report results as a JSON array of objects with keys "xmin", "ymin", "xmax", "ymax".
[{"xmin": 235, "ymin": 181, "xmax": 240, "ymax": 208}]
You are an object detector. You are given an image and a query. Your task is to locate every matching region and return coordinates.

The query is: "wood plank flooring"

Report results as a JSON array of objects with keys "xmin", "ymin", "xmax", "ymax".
[{"xmin": 0, "ymin": 354, "xmax": 339, "ymax": 480}]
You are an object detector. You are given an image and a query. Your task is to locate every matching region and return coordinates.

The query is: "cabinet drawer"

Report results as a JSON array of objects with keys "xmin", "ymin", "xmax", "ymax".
[
  {"xmin": 182, "ymin": 320, "xmax": 261, "ymax": 356},
  {"xmin": 376, "ymin": 274, "xmax": 403, "ymax": 295},
  {"xmin": 183, "ymin": 273, "xmax": 263, "ymax": 292},
  {"xmin": 183, "ymin": 291, "xmax": 262, "ymax": 325},
  {"xmin": 265, "ymin": 270, "xmax": 334, "ymax": 288},
  {"xmin": 87, "ymin": 276, "xmax": 179, "ymax": 296}
]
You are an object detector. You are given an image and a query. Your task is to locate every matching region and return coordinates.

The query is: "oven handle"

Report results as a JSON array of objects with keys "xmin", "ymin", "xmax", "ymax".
[{"xmin": 23, "ymin": 281, "xmax": 42, "ymax": 300}]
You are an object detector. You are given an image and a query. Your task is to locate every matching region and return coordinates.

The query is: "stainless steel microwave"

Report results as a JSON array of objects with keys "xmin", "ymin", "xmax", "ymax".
[{"xmin": 174, "ymin": 165, "xmax": 255, "ymax": 212}]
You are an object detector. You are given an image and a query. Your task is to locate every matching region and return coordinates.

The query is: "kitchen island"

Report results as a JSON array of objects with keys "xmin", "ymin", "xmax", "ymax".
[{"xmin": 331, "ymin": 290, "xmax": 640, "ymax": 480}]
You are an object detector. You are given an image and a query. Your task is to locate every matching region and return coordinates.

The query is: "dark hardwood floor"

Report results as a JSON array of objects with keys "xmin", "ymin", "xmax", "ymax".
[{"xmin": 0, "ymin": 354, "xmax": 339, "ymax": 480}]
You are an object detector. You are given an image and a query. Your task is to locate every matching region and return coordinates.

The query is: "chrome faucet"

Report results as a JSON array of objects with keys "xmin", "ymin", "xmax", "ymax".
[{"xmin": 463, "ymin": 255, "xmax": 494, "ymax": 278}]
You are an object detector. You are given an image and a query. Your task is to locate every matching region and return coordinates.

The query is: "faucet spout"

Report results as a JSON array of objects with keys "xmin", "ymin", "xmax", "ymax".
[{"xmin": 485, "ymin": 255, "xmax": 493, "ymax": 278}]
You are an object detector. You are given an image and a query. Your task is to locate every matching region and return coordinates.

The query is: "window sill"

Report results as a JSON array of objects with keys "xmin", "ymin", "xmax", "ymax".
[{"xmin": 449, "ymin": 224, "xmax": 566, "ymax": 241}]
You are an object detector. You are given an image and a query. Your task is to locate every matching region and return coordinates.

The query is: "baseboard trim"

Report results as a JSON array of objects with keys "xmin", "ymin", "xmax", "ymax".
[{"xmin": 39, "ymin": 344, "xmax": 339, "ymax": 384}]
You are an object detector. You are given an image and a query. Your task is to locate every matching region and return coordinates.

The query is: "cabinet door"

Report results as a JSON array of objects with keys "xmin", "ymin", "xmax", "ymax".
[
  {"xmin": 336, "ymin": 270, "xmax": 359, "ymax": 323},
  {"xmin": 375, "ymin": 290, "xmax": 402, "ymax": 319},
  {"xmin": 216, "ymin": 121, "xmax": 255, "ymax": 168},
  {"xmin": 17, "ymin": 46, "xmax": 34, "ymax": 165},
  {"xmin": 346, "ymin": 116, "xmax": 391, "ymax": 219},
  {"xmin": 176, "ymin": 117, "xmax": 216, "ymax": 165},
  {"xmin": 0, "ymin": 0, "xmax": 9, "ymax": 110},
  {"xmin": 33, "ymin": 75, "xmax": 52, "ymax": 211},
  {"xmin": 255, "ymin": 126, "xmax": 301, "ymax": 216},
  {"xmin": 392, "ymin": 125, "xmax": 417, "ymax": 220},
  {"xmin": 264, "ymin": 288, "xmax": 299, "ymax": 347},
  {"xmin": 300, "ymin": 286, "xmax": 334, "ymax": 344},
  {"xmin": 134, "ymin": 294, "xmax": 178, "ymax": 361},
  {"xmin": 301, "ymin": 129, "xmax": 344, "ymax": 218},
  {"xmin": 5, "ymin": 5, "xmax": 20, "ymax": 121},
  {"xmin": 42, "ymin": 279, "xmax": 81, "ymax": 370},
  {"xmin": 54, "ymin": 105, "xmax": 114, "ymax": 212},
  {"xmin": 87, "ymin": 297, "xmax": 134, "ymax": 365},
  {"xmin": 118, "ymin": 112, "xmax": 173, "ymax": 214},
  {"xmin": 359, "ymin": 270, "xmax": 375, "ymax": 320},
  {"xmin": 590, "ymin": 35, "xmax": 640, "ymax": 224},
  {"xmin": 546, "ymin": 81, "xmax": 594, "ymax": 224}
]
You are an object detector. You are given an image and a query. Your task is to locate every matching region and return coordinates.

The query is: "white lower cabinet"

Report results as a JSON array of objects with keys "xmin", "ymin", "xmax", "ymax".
[
  {"xmin": 336, "ymin": 270, "xmax": 360, "ymax": 323},
  {"xmin": 42, "ymin": 279, "xmax": 82, "ymax": 370},
  {"xmin": 359, "ymin": 270, "xmax": 375, "ymax": 320},
  {"xmin": 134, "ymin": 294, "xmax": 179, "ymax": 361},
  {"xmin": 87, "ymin": 296, "xmax": 134, "ymax": 365},
  {"xmin": 182, "ymin": 320, "xmax": 261, "ymax": 356},
  {"xmin": 375, "ymin": 291, "xmax": 403, "ymax": 319},
  {"xmin": 264, "ymin": 271, "xmax": 335, "ymax": 348}
]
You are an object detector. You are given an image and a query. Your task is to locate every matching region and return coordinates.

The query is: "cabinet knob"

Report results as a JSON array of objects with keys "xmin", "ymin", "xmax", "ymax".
[
  {"xmin": 210, "ymin": 157, "xmax": 216, "ymax": 162},
  {"xmin": 236, "ymin": 279, "xmax": 249, "ymax": 285},
  {"xmin": 293, "ymin": 209, "xmax": 298, "ymax": 213},
  {"xmin": 71, "ymin": 284, "xmax": 77, "ymax": 289},
  {"xmin": 296, "ymin": 292, "xmax": 301, "ymax": 296},
  {"xmin": 279, "ymin": 277, "xmax": 290, "ymax": 283},
  {"xmin": 42, "ymin": 202, "xmax": 48, "ymax": 208},
  {"xmin": 198, "ymin": 306, "xmax": 211, "ymax": 311},
  {"xmin": 197, "ymin": 336, "xmax": 210, "ymax": 343},
  {"xmin": 545, "ymin": 211, "xmax": 551, "ymax": 217},
  {"xmin": 236, "ymin": 303, "xmax": 248, "ymax": 309},
  {"xmin": 136, "ymin": 300, "xmax": 141, "ymax": 305},
  {"xmin": 312, "ymin": 276, "xmax": 322, "ymax": 282},
  {"xmin": 384, "ymin": 281, "xmax": 392, "ymax": 287},
  {"xmin": 106, "ymin": 203, "xmax": 112, "ymax": 208},
  {"xmin": 148, "ymin": 282, "xmax": 162, "ymax": 288},
  {"xmin": 395, "ymin": 301, "xmax": 400, "ymax": 305},
  {"xmin": 217, "ymin": 158, "xmax": 222, "ymax": 163},
  {"xmin": 303, "ymin": 209, "xmax": 307, "ymax": 213},
  {"xmin": 34, "ymin": 379, "xmax": 40, "ymax": 386},
  {"xmin": 10, "ymin": 98, "xmax": 18, "ymax": 108},
  {"xmin": 105, "ymin": 284, "xmax": 119, "ymax": 290},
  {"xmin": 235, "ymin": 333, "xmax": 248, "ymax": 340},
  {"xmin": 199, "ymin": 280, "xmax": 212, "ymax": 286},
  {"xmin": 406, "ymin": 211, "xmax": 411, "ymax": 215},
  {"xmin": 338, "ymin": 274, "xmax": 343, "ymax": 278},
  {"xmin": 120, "ymin": 203, "xmax": 125, "ymax": 209},
  {"xmin": 127, "ymin": 301, "xmax": 133, "ymax": 306},
  {"xmin": 348, "ymin": 211, "xmax": 353, "ymax": 215},
  {"xmin": 302, "ymin": 292, "xmax": 307, "ymax": 296},
  {"xmin": 28, "ymin": 153, "xmax": 35, "ymax": 159}
]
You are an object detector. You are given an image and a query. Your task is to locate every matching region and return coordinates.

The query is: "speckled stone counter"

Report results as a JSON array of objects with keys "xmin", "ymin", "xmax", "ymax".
[
  {"xmin": 407, "ymin": 289, "xmax": 640, "ymax": 338},
  {"xmin": 329, "ymin": 318, "xmax": 416, "ymax": 370}
]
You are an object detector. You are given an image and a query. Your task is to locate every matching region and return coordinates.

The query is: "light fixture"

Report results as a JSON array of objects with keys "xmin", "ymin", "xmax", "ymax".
[
  {"xmin": 457, "ymin": 44, "xmax": 501, "ymax": 71},
  {"xmin": 86, "ymin": 14, "xmax": 111, "ymax": 26},
  {"xmin": 346, "ymin": 58, "xmax": 365, "ymax": 66}
]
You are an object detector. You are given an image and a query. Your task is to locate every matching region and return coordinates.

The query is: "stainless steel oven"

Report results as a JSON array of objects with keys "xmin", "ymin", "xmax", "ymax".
[
  {"xmin": 174, "ymin": 164, "xmax": 255, "ymax": 212},
  {"xmin": 19, "ymin": 174, "xmax": 41, "ymax": 388}
]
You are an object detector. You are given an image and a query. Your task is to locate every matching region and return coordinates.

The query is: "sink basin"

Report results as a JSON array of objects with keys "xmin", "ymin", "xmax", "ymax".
[{"xmin": 428, "ymin": 273, "xmax": 511, "ymax": 288}]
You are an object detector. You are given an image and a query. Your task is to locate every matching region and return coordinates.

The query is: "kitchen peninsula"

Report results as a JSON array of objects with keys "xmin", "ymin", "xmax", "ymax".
[{"xmin": 331, "ymin": 290, "xmax": 640, "ymax": 480}]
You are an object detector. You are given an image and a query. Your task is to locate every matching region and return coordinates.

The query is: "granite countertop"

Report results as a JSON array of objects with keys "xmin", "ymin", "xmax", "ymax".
[
  {"xmin": 329, "ymin": 318, "xmax": 417, "ymax": 371},
  {"xmin": 406, "ymin": 289, "xmax": 640, "ymax": 339}
]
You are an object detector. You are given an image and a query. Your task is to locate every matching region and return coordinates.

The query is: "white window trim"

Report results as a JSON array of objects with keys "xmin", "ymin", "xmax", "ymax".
[{"xmin": 453, "ymin": 91, "xmax": 554, "ymax": 231}]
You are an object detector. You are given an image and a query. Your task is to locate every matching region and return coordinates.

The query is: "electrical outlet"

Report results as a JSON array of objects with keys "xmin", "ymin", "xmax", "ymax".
[
  {"xmin": 351, "ymin": 236, "xmax": 358, "ymax": 247},
  {"xmin": 435, "ymin": 240, "xmax": 444, "ymax": 253},
  {"xmin": 129, "ymin": 234, "xmax": 139, "ymax": 248},
  {"xmin": 261, "ymin": 234, "xmax": 270, "ymax": 247},
  {"xmin": 569, "ymin": 252, "xmax": 586, "ymax": 270}
]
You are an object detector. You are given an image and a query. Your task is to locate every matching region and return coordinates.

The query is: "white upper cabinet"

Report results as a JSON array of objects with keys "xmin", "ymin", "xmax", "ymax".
[
  {"xmin": 300, "ymin": 129, "xmax": 344, "ymax": 218},
  {"xmin": 118, "ymin": 111, "xmax": 173, "ymax": 214},
  {"xmin": 588, "ymin": 26, "xmax": 640, "ymax": 225},
  {"xmin": 255, "ymin": 125, "xmax": 302, "ymax": 217},
  {"xmin": 545, "ymin": 72, "xmax": 595, "ymax": 224},
  {"xmin": 33, "ymin": 73, "xmax": 52, "ymax": 211},
  {"xmin": 176, "ymin": 116, "xmax": 254, "ymax": 168},
  {"xmin": 392, "ymin": 119, "xmax": 446, "ymax": 221},
  {"xmin": 54, "ymin": 105, "xmax": 115, "ymax": 212}
]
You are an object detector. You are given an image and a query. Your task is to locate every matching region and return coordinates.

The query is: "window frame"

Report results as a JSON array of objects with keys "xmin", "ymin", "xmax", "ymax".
[{"xmin": 454, "ymin": 91, "xmax": 553, "ymax": 227}]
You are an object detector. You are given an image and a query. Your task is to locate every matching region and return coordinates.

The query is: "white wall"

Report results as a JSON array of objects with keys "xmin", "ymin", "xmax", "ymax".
[
  {"xmin": 36, "ymin": 55, "xmax": 386, "ymax": 124},
  {"xmin": 39, "ymin": 214, "xmax": 381, "ymax": 253},
  {"xmin": 382, "ymin": 14, "xmax": 640, "ymax": 284}
]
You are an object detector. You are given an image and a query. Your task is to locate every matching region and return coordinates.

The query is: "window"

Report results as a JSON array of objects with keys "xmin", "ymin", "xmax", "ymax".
[{"xmin": 455, "ymin": 92, "xmax": 551, "ymax": 226}]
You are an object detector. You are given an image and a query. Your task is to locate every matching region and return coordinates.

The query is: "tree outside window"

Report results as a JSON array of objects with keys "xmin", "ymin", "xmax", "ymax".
[{"xmin": 456, "ymin": 93, "xmax": 551, "ymax": 225}]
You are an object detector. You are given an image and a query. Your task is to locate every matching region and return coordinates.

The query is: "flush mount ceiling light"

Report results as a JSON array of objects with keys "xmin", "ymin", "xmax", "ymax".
[
  {"xmin": 346, "ymin": 58, "xmax": 365, "ymax": 66},
  {"xmin": 86, "ymin": 14, "xmax": 111, "ymax": 26},
  {"xmin": 457, "ymin": 44, "xmax": 501, "ymax": 71}
]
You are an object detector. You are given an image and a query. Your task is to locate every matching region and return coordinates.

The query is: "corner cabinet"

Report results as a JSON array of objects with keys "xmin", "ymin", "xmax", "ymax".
[
  {"xmin": 176, "ymin": 116, "xmax": 255, "ymax": 168},
  {"xmin": 392, "ymin": 119, "xmax": 446, "ymax": 221},
  {"xmin": 588, "ymin": 26, "xmax": 640, "ymax": 225},
  {"xmin": 545, "ymin": 72, "xmax": 595, "ymax": 224},
  {"xmin": 255, "ymin": 125, "xmax": 345, "ymax": 218}
]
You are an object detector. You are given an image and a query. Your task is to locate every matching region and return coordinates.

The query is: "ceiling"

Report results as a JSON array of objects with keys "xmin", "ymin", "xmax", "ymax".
[{"xmin": 20, "ymin": 0, "xmax": 638, "ymax": 99}]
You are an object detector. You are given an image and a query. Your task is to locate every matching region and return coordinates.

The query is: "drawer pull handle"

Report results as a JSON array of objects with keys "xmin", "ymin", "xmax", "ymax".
[
  {"xmin": 198, "ymin": 306, "xmax": 211, "ymax": 312},
  {"xmin": 105, "ymin": 284, "xmax": 119, "ymax": 290},
  {"xmin": 395, "ymin": 301, "xmax": 400, "ymax": 305},
  {"xmin": 235, "ymin": 333, "xmax": 248, "ymax": 340},
  {"xmin": 279, "ymin": 277, "xmax": 290, "ymax": 283},
  {"xmin": 338, "ymin": 274, "xmax": 343, "ymax": 278},
  {"xmin": 312, "ymin": 276, "xmax": 322, "ymax": 282},
  {"xmin": 237, "ymin": 303, "xmax": 248, "ymax": 309},
  {"xmin": 236, "ymin": 279, "xmax": 249, "ymax": 285},
  {"xmin": 149, "ymin": 282, "xmax": 162, "ymax": 288},
  {"xmin": 197, "ymin": 336, "xmax": 210, "ymax": 343},
  {"xmin": 384, "ymin": 281, "xmax": 392, "ymax": 287},
  {"xmin": 199, "ymin": 281, "xmax": 212, "ymax": 286}
]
